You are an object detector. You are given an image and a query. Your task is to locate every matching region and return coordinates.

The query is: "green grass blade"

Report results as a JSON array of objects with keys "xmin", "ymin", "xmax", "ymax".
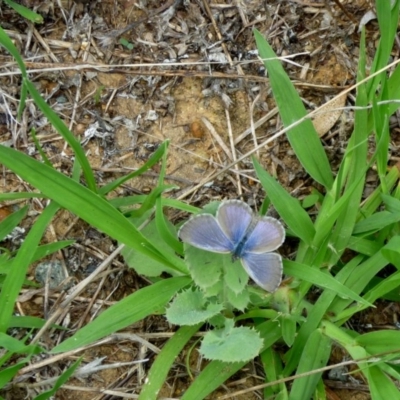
[
  {"xmin": 253, "ymin": 158, "xmax": 315, "ymax": 244},
  {"xmin": 51, "ymin": 276, "xmax": 191, "ymax": 353},
  {"xmin": 99, "ymin": 141, "xmax": 169, "ymax": 196},
  {"xmin": 0, "ymin": 360, "xmax": 26, "ymax": 388},
  {"xmin": 326, "ymin": 34, "xmax": 368, "ymax": 266},
  {"xmin": 353, "ymin": 211, "xmax": 400, "ymax": 234},
  {"xmin": 260, "ymin": 347, "xmax": 283, "ymax": 398},
  {"xmin": 284, "ymin": 261, "xmax": 371, "ymax": 306},
  {"xmin": 289, "ymin": 329, "xmax": 331, "ymax": 400},
  {"xmin": 253, "ymin": 30, "xmax": 333, "ymax": 189},
  {"xmin": 367, "ymin": 366, "xmax": 400, "ymax": 400},
  {"xmin": 0, "ymin": 202, "xmax": 59, "ymax": 332},
  {"xmin": 0, "ymin": 145, "xmax": 185, "ymax": 273},
  {"xmin": 0, "ymin": 192, "xmax": 48, "ymax": 201},
  {"xmin": 0, "ymin": 26, "xmax": 27, "ymax": 77},
  {"xmin": 138, "ymin": 324, "xmax": 201, "ymax": 400},
  {"xmin": 284, "ymin": 255, "xmax": 364, "ymax": 375},
  {"xmin": 367, "ymin": 0, "xmax": 400, "ymax": 96},
  {"xmin": 0, "ymin": 206, "xmax": 27, "ymax": 240},
  {"xmin": 34, "ymin": 358, "xmax": 82, "ymax": 400},
  {"xmin": 31, "ymin": 241, "xmax": 75, "ymax": 263},
  {"xmin": 2, "ymin": 0, "xmax": 43, "ymax": 23},
  {"xmin": 23, "ymin": 80, "xmax": 97, "ymax": 192}
]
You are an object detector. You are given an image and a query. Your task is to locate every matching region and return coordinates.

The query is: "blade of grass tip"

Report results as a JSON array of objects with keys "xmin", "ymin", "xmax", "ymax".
[
  {"xmin": 253, "ymin": 29, "xmax": 333, "ymax": 189},
  {"xmin": 0, "ymin": 193, "xmax": 47, "ymax": 201},
  {"xmin": 34, "ymin": 357, "xmax": 82, "ymax": 400},
  {"xmin": 51, "ymin": 276, "xmax": 191, "ymax": 353},
  {"xmin": 32, "ymin": 241, "xmax": 75, "ymax": 263},
  {"xmin": 138, "ymin": 324, "xmax": 201, "ymax": 400},
  {"xmin": 0, "ymin": 206, "xmax": 27, "ymax": 240},
  {"xmin": 129, "ymin": 184, "xmax": 175, "ymax": 218},
  {"xmin": 0, "ymin": 26, "xmax": 27, "ymax": 77},
  {"xmin": 31, "ymin": 128, "xmax": 52, "ymax": 167},
  {"xmin": 0, "ymin": 202, "xmax": 59, "ymax": 332},
  {"xmin": 0, "ymin": 145, "xmax": 185, "ymax": 272},
  {"xmin": 99, "ymin": 141, "xmax": 170, "ymax": 196},
  {"xmin": 156, "ymin": 198, "xmax": 183, "ymax": 255},
  {"xmin": 155, "ymin": 149, "xmax": 183, "ymax": 254},
  {"xmin": 2, "ymin": 0, "xmax": 43, "ymax": 23},
  {"xmin": 23, "ymin": 79, "xmax": 97, "ymax": 192}
]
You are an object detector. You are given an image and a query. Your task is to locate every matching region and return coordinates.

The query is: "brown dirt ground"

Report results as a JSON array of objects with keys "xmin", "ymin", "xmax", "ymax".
[{"xmin": 1, "ymin": 0, "xmax": 398, "ymax": 399}]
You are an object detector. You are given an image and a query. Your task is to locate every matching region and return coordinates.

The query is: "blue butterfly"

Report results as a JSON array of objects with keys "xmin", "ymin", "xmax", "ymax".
[{"xmin": 178, "ymin": 200, "xmax": 285, "ymax": 292}]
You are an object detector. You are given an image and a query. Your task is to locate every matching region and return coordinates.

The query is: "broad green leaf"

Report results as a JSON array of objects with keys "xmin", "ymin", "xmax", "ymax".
[
  {"xmin": 200, "ymin": 320, "xmax": 263, "ymax": 362},
  {"xmin": 122, "ymin": 219, "xmax": 185, "ymax": 277},
  {"xmin": 166, "ymin": 289, "xmax": 223, "ymax": 325},
  {"xmin": 280, "ymin": 315, "xmax": 297, "ymax": 347},
  {"xmin": 347, "ymin": 236, "xmax": 382, "ymax": 256},
  {"xmin": 226, "ymin": 287, "xmax": 250, "ymax": 311},
  {"xmin": 52, "ymin": 276, "xmax": 191, "ymax": 353},
  {"xmin": 223, "ymin": 257, "xmax": 248, "ymax": 294},
  {"xmin": 184, "ymin": 246, "xmax": 223, "ymax": 290},
  {"xmin": 181, "ymin": 320, "xmax": 280, "ymax": 399},
  {"xmin": 362, "ymin": 271, "xmax": 400, "ymax": 304}
]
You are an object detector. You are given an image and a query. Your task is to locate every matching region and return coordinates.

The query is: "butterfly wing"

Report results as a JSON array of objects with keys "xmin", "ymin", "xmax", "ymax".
[
  {"xmin": 178, "ymin": 214, "xmax": 233, "ymax": 253},
  {"xmin": 243, "ymin": 216, "xmax": 285, "ymax": 254},
  {"xmin": 216, "ymin": 200, "xmax": 253, "ymax": 246},
  {"xmin": 240, "ymin": 252, "xmax": 283, "ymax": 292}
]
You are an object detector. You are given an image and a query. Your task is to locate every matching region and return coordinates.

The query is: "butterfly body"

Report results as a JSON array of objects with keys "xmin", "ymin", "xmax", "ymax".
[{"xmin": 178, "ymin": 200, "xmax": 285, "ymax": 292}]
